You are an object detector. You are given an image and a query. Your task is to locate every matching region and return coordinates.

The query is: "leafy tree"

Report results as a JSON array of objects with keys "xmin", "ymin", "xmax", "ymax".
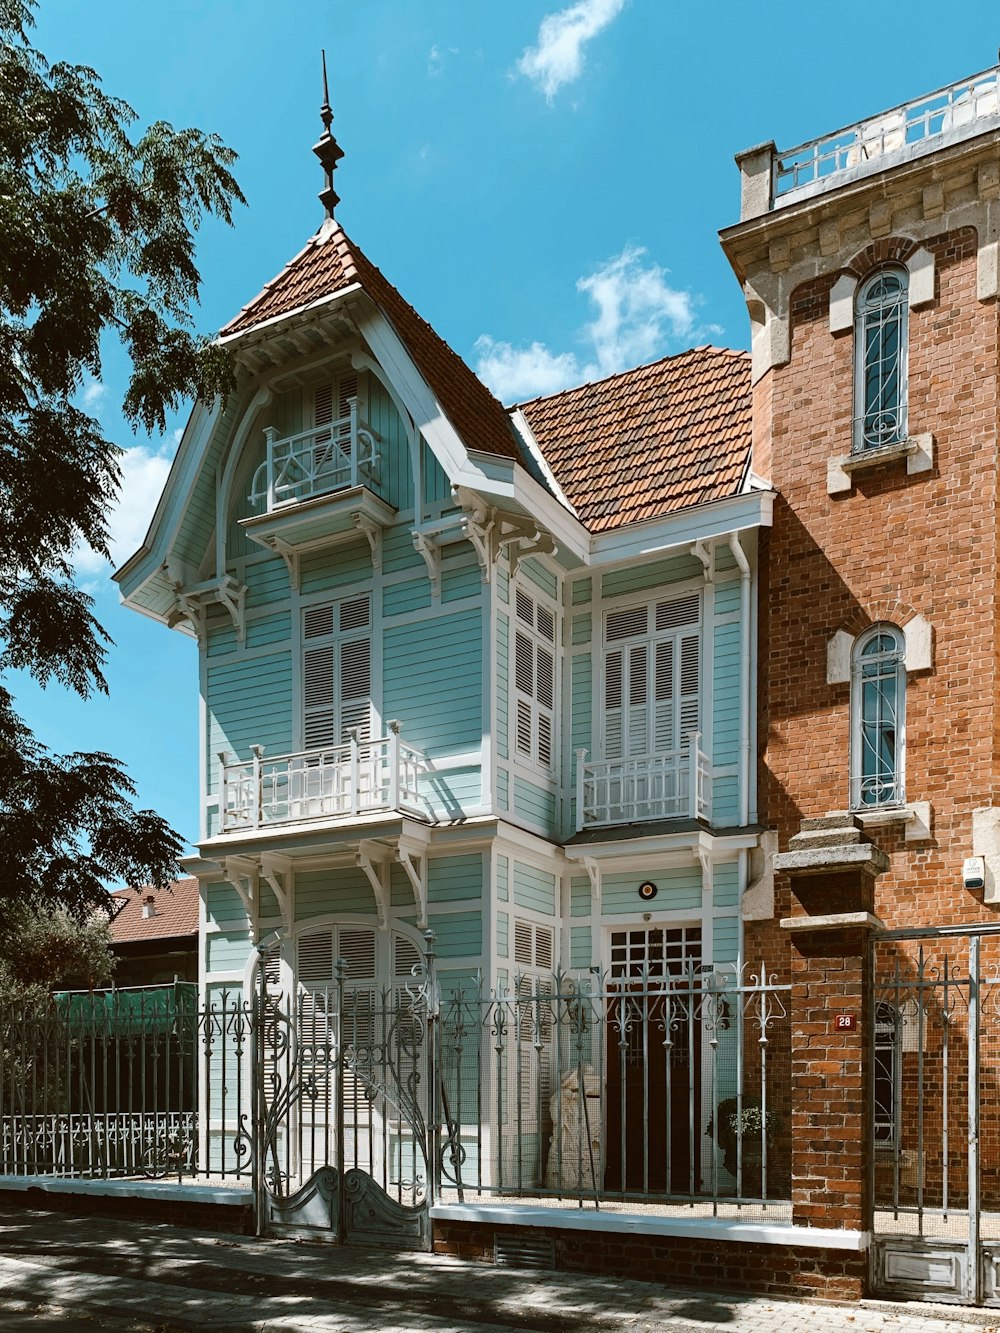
[
  {"xmin": 0, "ymin": 901, "xmax": 115, "ymax": 1005},
  {"xmin": 0, "ymin": 0, "xmax": 245, "ymax": 913}
]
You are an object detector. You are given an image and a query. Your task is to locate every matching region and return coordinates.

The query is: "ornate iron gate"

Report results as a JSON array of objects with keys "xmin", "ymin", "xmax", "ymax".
[
  {"xmin": 253, "ymin": 949, "xmax": 435, "ymax": 1250},
  {"xmin": 870, "ymin": 924, "xmax": 1000, "ymax": 1305}
]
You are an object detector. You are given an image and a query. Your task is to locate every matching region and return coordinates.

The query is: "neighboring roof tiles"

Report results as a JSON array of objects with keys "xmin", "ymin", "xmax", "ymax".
[
  {"xmin": 516, "ymin": 347, "xmax": 752, "ymax": 534},
  {"xmin": 109, "ymin": 877, "xmax": 200, "ymax": 946},
  {"xmin": 221, "ymin": 222, "xmax": 521, "ymax": 462}
]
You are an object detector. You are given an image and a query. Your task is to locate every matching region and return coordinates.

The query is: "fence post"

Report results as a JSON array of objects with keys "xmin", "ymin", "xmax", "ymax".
[
  {"xmin": 421, "ymin": 928, "xmax": 440, "ymax": 1210},
  {"xmin": 349, "ymin": 731, "xmax": 360, "ymax": 816},
  {"xmin": 334, "ymin": 955, "xmax": 347, "ymax": 1244},
  {"xmin": 263, "ymin": 426, "xmax": 277, "ymax": 510},
  {"xmin": 575, "ymin": 749, "xmax": 587, "ymax": 831},
  {"xmin": 688, "ymin": 732, "xmax": 700, "ymax": 819},
  {"xmin": 388, "ymin": 720, "xmax": 401, "ymax": 811},
  {"xmin": 250, "ymin": 745, "xmax": 264, "ymax": 829},
  {"xmin": 774, "ymin": 812, "xmax": 887, "ymax": 1235}
]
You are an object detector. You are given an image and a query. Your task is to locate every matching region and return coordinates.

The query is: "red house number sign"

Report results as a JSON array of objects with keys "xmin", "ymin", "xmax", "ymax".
[{"xmin": 835, "ymin": 1014, "xmax": 857, "ymax": 1030}]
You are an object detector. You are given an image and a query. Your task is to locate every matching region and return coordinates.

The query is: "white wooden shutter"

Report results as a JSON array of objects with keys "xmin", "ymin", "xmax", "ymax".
[
  {"xmin": 654, "ymin": 639, "xmax": 675, "ymax": 753},
  {"xmin": 679, "ymin": 632, "xmax": 700, "ymax": 743},
  {"xmin": 304, "ymin": 643, "xmax": 336, "ymax": 748},
  {"xmin": 604, "ymin": 648, "xmax": 624, "ymax": 760},
  {"xmin": 627, "ymin": 644, "xmax": 649, "ymax": 758}
]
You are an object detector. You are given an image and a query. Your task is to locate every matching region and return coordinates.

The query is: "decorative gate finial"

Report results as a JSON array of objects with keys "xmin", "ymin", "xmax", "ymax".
[{"xmin": 313, "ymin": 49, "xmax": 344, "ymax": 219}]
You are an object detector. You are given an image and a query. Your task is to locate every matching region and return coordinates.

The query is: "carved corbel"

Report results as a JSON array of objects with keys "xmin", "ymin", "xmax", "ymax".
[
  {"xmin": 266, "ymin": 536, "xmax": 300, "ymax": 592},
  {"xmin": 583, "ymin": 857, "xmax": 600, "ymax": 913},
  {"xmin": 220, "ymin": 855, "xmax": 258, "ymax": 927},
  {"xmin": 259, "ymin": 853, "xmax": 292, "ymax": 927},
  {"xmin": 505, "ymin": 528, "xmax": 557, "ymax": 581},
  {"xmin": 353, "ymin": 511, "xmax": 382, "ymax": 567},
  {"xmin": 691, "ymin": 539, "xmax": 714, "ymax": 582},
  {"xmin": 395, "ymin": 844, "xmax": 428, "ymax": 930},
  {"xmin": 412, "ymin": 529, "xmax": 442, "ymax": 599},
  {"xmin": 216, "ymin": 574, "xmax": 247, "ymax": 644},
  {"xmin": 357, "ymin": 840, "xmax": 392, "ymax": 931}
]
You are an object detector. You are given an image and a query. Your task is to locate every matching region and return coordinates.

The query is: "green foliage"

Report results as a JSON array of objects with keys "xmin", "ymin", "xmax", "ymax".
[
  {"xmin": 0, "ymin": 901, "xmax": 115, "ymax": 1005},
  {"xmin": 0, "ymin": 0, "xmax": 245, "ymax": 913}
]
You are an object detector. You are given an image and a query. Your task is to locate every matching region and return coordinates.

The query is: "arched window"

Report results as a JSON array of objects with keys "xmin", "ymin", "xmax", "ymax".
[
  {"xmin": 854, "ymin": 266, "xmax": 908, "ymax": 453},
  {"xmin": 851, "ymin": 625, "xmax": 906, "ymax": 809}
]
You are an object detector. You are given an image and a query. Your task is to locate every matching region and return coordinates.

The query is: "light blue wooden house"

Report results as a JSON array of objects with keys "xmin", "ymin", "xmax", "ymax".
[{"xmin": 115, "ymin": 106, "xmax": 774, "ymax": 1198}]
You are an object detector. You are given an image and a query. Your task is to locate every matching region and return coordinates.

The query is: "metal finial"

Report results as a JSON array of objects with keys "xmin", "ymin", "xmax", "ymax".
[
  {"xmin": 320, "ymin": 49, "xmax": 333, "ymax": 133},
  {"xmin": 313, "ymin": 48, "xmax": 344, "ymax": 219}
]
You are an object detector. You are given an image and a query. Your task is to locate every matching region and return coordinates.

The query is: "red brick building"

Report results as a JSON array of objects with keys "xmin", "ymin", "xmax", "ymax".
[{"xmin": 723, "ymin": 68, "xmax": 1000, "ymax": 1303}]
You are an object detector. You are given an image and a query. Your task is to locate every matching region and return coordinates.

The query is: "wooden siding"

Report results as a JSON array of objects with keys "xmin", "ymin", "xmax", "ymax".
[
  {"xmin": 367, "ymin": 374, "xmax": 413, "ymax": 511},
  {"xmin": 496, "ymin": 910, "xmax": 509, "ymax": 958},
  {"xmin": 714, "ymin": 860, "xmax": 740, "ymax": 909},
  {"xmin": 294, "ymin": 867, "xmax": 378, "ymax": 921},
  {"xmin": 570, "ymin": 876, "xmax": 591, "ymax": 918},
  {"xmin": 383, "ymin": 609, "xmax": 481, "ymax": 756},
  {"xmin": 571, "ymin": 926, "xmax": 592, "ymax": 969},
  {"xmin": 421, "ymin": 438, "xmax": 451, "ymax": 506},
  {"xmin": 428, "ymin": 853, "xmax": 483, "ymax": 903},
  {"xmin": 601, "ymin": 554, "xmax": 702, "ymax": 600},
  {"xmin": 383, "ymin": 579, "xmax": 431, "ymax": 618},
  {"xmin": 246, "ymin": 611, "xmax": 291, "ymax": 649},
  {"xmin": 299, "ymin": 540, "xmax": 372, "ymax": 597},
  {"xmin": 206, "ymin": 931, "xmax": 251, "ymax": 972},
  {"xmin": 205, "ymin": 882, "xmax": 247, "ymax": 931},
  {"xmin": 496, "ymin": 854, "xmax": 509, "ymax": 903},
  {"xmin": 713, "ymin": 913, "xmax": 739, "ymax": 965},
  {"xmin": 245, "ymin": 560, "xmax": 290, "ymax": 610},
  {"xmin": 512, "ymin": 862, "xmax": 557, "ymax": 916},
  {"xmin": 512, "ymin": 776, "xmax": 556, "ymax": 835},
  {"xmin": 601, "ymin": 864, "xmax": 702, "ymax": 916},
  {"xmin": 206, "ymin": 651, "xmax": 292, "ymax": 799},
  {"xmin": 430, "ymin": 910, "xmax": 482, "ymax": 959}
]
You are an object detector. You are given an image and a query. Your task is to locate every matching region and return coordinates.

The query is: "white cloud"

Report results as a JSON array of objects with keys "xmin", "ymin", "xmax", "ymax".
[
  {"xmin": 475, "ymin": 245, "xmax": 704, "ymax": 402},
  {"xmin": 80, "ymin": 375, "xmax": 107, "ymax": 410},
  {"xmin": 428, "ymin": 44, "xmax": 460, "ymax": 78},
  {"xmin": 517, "ymin": 0, "xmax": 626, "ymax": 101},
  {"xmin": 74, "ymin": 443, "xmax": 173, "ymax": 577}
]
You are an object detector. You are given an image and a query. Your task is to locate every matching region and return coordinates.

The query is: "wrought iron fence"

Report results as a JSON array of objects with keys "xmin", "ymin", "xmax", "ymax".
[
  {"xmin": 0, "ymin": 953, "xmax": 792, "ymax": 1218},
  {"xmin": 434, "ymin": 961, "xmax": 791, "ymax": 1214}
]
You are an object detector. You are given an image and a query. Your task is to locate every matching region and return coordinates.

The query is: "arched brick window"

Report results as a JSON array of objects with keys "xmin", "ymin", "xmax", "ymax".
[
  {"xmin": 851, "ymin": 625, "xmax": 906, "ymax": 809},
  {"xmin": 854, "ymin": 266, "xmax": 908, "ymax": 453}
]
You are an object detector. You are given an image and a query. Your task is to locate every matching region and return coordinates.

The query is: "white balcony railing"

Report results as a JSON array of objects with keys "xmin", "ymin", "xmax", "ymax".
[
  {"xmin": 774, "ymin": 66, "xmax": 1000, "ymax": 204},
  {"xmin": 248, "ymin": 399, "xmax": 380, "ymax": 511},
  {"xmin": 575, "ymin": 735, "xmax": 711, "ymax": 831},
  {"xmin": 221, "ymin": 726, "xmax": 427, "ymax": 832}
]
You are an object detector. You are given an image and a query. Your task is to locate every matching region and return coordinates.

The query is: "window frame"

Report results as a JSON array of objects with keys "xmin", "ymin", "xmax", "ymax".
[
  {"xmin": 850, "ymin": 623, "xmax": 906, "ymax": 811},
  {"xmin": 853, "ymin": 264, "xmax": 909, "ymax": 456}
]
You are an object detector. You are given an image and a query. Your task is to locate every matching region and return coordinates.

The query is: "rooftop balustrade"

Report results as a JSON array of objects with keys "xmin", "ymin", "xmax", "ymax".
[
  {"xmin": 248, "ymin": 398, "xmax": 380, "ymax": 512},
  {"xmin": 221, "ymin": 726, "xmax": 427, "ymax": 832},
  {"xmin": 738, "ymin": 67, "xmax": 1000, "ymax": 220},
  {"xmin": 575, "ymin": 735, "xmax": 711, "ymax": 831}
]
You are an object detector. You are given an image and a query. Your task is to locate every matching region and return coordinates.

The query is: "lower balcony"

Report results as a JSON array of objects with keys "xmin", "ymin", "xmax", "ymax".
[
  {"xmin": 576, "ymin": 737, "xmax": 712, "ymax": 831},
  {"xmin": 221, "ymin": 728, "xmax": 428, "ymax": 832}
]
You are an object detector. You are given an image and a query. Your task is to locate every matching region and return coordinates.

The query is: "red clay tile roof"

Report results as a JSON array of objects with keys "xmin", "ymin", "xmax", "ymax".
[
  {"xmin": 516, "ymin": 347, "xmax": 752, "ymax": 533},
  {"xmin": 221, "ymin": 222, "xmax": 521, "ymax": 462},
  {"xmin": 109, "ymin": 878, "xmax": 199, "ymax": 946}
]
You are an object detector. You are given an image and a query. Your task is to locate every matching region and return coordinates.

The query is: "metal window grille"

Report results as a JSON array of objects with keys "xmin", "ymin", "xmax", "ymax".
[{"xmin": 854, "ymin": 267, "xmax": 908, "ymax": 453}]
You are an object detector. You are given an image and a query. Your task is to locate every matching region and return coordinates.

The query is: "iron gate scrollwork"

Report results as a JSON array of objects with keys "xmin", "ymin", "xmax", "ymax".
[{"xmin": 254, "ymin": 935, "xmax": 438, "ymax": 1250}]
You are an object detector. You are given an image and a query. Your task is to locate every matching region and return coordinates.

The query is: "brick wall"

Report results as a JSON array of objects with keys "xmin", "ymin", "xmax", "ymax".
[
  {"xmin": 751, "ymin": 226, "xmax": 1000, "ymax": 933},
  {"xmin": 0, "ymin": 1186, "xmax": 254, "ymax": 1234},
  {"xmin": 432, "ymin": 1219, "xmax": 867, "ymax": 1301}
]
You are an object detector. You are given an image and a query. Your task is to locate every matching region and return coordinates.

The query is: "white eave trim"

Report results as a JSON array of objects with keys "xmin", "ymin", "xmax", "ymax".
[
  {"xmin": 588, "ymin": 489, "xmax": 774, "ymax": 567},
  {"xmin": 216, "ymin": 283, "xmax": 363, "ymax": 348},
  {"xmin": 508, "ymin": 408, "xmax": 579, "ymax": 517}
]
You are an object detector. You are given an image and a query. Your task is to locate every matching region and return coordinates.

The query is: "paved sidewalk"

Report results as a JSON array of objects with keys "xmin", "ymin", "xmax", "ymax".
[{"xmin": 0, "ymin": 1206, "xmax": 994, "ymax": 1333}]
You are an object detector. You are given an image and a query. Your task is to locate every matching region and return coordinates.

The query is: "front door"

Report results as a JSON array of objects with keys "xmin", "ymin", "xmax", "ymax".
[{"xmin": 604, "ymin": 925, "xmax": 702, "ymax": 1195}]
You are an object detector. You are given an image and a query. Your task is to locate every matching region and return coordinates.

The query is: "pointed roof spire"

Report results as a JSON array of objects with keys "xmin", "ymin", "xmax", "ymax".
[{"xmin": 313, "ymin": 49, "xmax": 344, "ymax": 219}]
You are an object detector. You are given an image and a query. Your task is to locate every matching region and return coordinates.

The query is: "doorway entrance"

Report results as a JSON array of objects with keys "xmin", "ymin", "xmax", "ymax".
[{"xmin": 604, "ymin": 925, "xmax": 702, "ymax": 1195}]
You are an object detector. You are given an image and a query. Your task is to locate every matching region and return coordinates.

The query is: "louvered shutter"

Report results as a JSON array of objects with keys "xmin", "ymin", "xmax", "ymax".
[
  {"xmin": 536, "ymin": 645, "xmax": 554, "ymax": 768},
  {"xmin": 605, "ymin": 649, "xmax": 624, "ymax": 760},
  {"xmin": 514, "ymin": 629, "xmax": 534, "ymax": 759},
  {"xmin": 304, "ymin": 644, "xmax": 336, "ymax": 748},
  {"xmin": 679, "ymin": 633, "xmax": 700, "ymax": 745},
  {"xmin": 654, "ymin": 640, "xmax": 675, "ymax": 753},
  {"xmin": 627, "ymin": 644, "xmax": 649, "ymax": 758},
  {"xmin": 339, "ymin": 638, "xmax": 371, "ymax": 742}
]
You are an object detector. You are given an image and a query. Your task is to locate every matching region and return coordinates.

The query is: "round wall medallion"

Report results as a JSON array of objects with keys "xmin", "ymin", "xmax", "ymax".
[{"xmin": 638, "ymin": 880, "xmax": 658, "ymax": 901}]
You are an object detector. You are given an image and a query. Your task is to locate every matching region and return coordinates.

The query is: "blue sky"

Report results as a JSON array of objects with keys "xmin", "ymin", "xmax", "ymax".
[{"xmin": 19, "ymin": 0, "xmax": 1000, "ymax": 865}]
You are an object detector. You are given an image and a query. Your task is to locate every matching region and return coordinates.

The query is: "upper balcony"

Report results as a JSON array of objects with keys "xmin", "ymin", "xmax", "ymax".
[
  {"xmin": 575, "ymin": 736, "xmax": 711, "ymax": 832},
  {"xmin": 240, "ymin": 401, "xmax": 394, "ymax": 566},
  {"xmin": 221, "ymin": 727, "xmax": 428, "ymax": 833},
  {"xmin": 738, "ymin": 67, "xmax": 1000, "ymax": 220}
]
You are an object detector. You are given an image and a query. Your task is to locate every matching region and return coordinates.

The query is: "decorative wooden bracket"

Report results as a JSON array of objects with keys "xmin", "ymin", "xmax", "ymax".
[
  {"xmin": 353, "ymin": 511, "xmax": 382, "ymax": 567},
  {"xmin": 452, "ymin": 487, "xmax": 557, "ymax": 583},
  {"xmin": 220, "ymin": 855, "xmax": 258, "ymax": 928},
  {"xmin": 411, "ymin": 515, "xmax": 467, "ymax": 598},
  {"xmin": 264, "ymin": 536, "xmax": 300, "ymax": 591},
  {"xmin": 583, "ymin": 857, "xmax": 600, "ymax": 913},
  {"xmin": 357, "ymin": 840, "xmax": 393, "ymax": 931},
  {"xmin": 691, "ymin": 539, "xmax": 714, "ymax": 583},
  {"xmin": 259, "ymin": 853, "xmax": 292, "ymax": 927},
  {"xmin": 396, "ymin": 839, "xmax": 429, "ymax": 930},
  {"xmin": 167, "ymin": 571, "xmax": 247, "ymax": 643}
]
